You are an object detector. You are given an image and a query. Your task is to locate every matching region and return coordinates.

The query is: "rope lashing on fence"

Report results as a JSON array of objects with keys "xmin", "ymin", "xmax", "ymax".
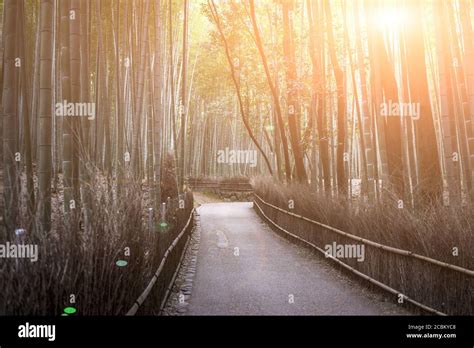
[
  {"xmin": 254, "ymin": 194, "xmax": 474, "ymax": 278},
  {"xmin": 126, "ymin": 208, "xmax": 195, "ymax": 316},
  {"xmin": 253, "ymin": 197, "xmax": 447, "ymax": 316}
]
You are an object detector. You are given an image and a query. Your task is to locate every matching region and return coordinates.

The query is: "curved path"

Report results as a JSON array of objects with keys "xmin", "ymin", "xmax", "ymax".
[{"xmin": 181, "ymin": 202, "xmax": 409, "ymax": 315}]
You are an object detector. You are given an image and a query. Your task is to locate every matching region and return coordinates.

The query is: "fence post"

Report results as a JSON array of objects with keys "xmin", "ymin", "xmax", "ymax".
[
  {"xmin": 148, "ymin": 208, "xmax": 154, "ymax": 232},
  {"xmin": 160, "ymin": 202, "xmax": 167, "ymax": 229}
]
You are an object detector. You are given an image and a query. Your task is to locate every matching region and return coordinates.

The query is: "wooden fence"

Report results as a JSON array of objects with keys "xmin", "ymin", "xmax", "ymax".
[
  {"xmin": 186, "ymin": 177, "xmax": 253, "ymax": 193},
  {"xmin": 254, "ymin": 194, "xmax": 474, "ymax": 315}
]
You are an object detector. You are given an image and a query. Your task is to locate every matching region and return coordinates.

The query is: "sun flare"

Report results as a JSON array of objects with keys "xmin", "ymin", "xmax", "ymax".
[{"xmin": 374, "ymin": 7, "xmax": 408, "ymax": 30}]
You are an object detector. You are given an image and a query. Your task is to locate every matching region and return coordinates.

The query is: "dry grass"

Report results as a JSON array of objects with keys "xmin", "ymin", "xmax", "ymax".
[
  {"xmin": 252, "ymin": 177, "xmax": 473, "ymax": 315},
  {"xmin": 0, "ymin": 168, "xmax": 193, "ymax": 316}
]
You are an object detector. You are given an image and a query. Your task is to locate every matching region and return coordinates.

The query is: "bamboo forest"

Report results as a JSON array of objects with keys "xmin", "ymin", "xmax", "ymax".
[{"xmin": 0, "ymin": 0, "xmax": 473, "ymax": 322}]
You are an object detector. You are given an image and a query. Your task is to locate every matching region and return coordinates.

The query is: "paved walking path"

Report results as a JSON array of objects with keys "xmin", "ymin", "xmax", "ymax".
[{"xmin": 183, "ymin": 202, "xmax": 408, "ymax": 315}]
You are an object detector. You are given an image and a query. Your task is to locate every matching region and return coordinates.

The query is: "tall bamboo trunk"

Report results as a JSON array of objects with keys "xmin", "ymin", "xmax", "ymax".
[
  {"xmin": 18, "ymin": 0, "xmax": 35, "ymax": 216},
  {"xmin": 208, "ymin": 0, "xmax": 273, "ymax": 176},
  {"xmin": 37, "ymin": 0, "xmax": 55, "ymax": 231},
  {"xmin": 354, "ymin": 0, "xmax": 375, "ymax": 200},
  {"xmin": 2, "ymin": 0, "xmax": 20, "ymax": 228},
  {"xmin": 131, "ymin": 0, "xmax": 150, "ymax": 179},
  {"xmin": 69, "ymin": 0, "xmax": 81, "ymax": 204},
  {"xmin": 460, "ymin": 0, "xmax": 474, "ymax": 198},
  {"xmin": 248, "ymin": 0, "xmax": 290, "ymax": 181},
  {"xmin": 282, "ymin": 0, "xmax": 307, "ymax": 183},
  {"xmin": 153, "ymin": 0, "xmax": 163, "ymax": 206},
  {"xmin": 403, "ymin": 0, "xmax": 442, "ymax": 202},
  {"xmin": 60, "ymin": 0, "xmax": 73, "ymax": 214},
  {"xmin": 365, "ymin": 0, "xmax": 403, "ymax": 198},
  {"xmin": 434, "ymin": 0, "xmax": 462, "ymax": 204},
  {"xmin": 324, "ymin": 0, "xmax": 346, "ymax": 193}
]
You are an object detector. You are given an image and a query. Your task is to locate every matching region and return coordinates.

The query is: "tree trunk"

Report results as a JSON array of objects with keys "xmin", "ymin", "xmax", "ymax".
[
  {"xmin": 208, "ymin": 0, "xmax": 273, "ymax": 176},
  {"xmin": 60, "ymin": 0, "xmax": 73, "ymax": 213},
  {"xmin": 434, "ymin": 0, "xmax": 462, "ymax": 204},
  {"xmin": 281, "ymin": 0, "xmax": 307, "ymax": 183},
  {"xmin": 324, "ymin": 0, "xmax": 346, "ymax": 193},
  {"xmin": 69, "ymin": 0, "xmax": 81, "ymax": 204},
  {"xmin": 2, "ymin": 0, "xmax": 20, "ymax": 227},
  {"xmin": 153, "ymin": 0, "xmax": 163, "ymax": 206},
  {"xmin": 37, "ymin": 0, "xmax": 55, "ymax": 231},
  {"xmin": 460, "ymin": 0, "xmax": 474, "ymax": 198},
  {"xmin": 178, "ymin": 0, "xmax": 188, "ymax": 192},
  {"xmin": 249, "ymin": 0, "xmax": 291, "ymax": 181},
  {"xmin": 404, "ymin": 0, "xmax": 442, "ymax": 202},
  {"xmin": 365, "ymin": 0, "xmax": 404, "ymax": 197}
]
